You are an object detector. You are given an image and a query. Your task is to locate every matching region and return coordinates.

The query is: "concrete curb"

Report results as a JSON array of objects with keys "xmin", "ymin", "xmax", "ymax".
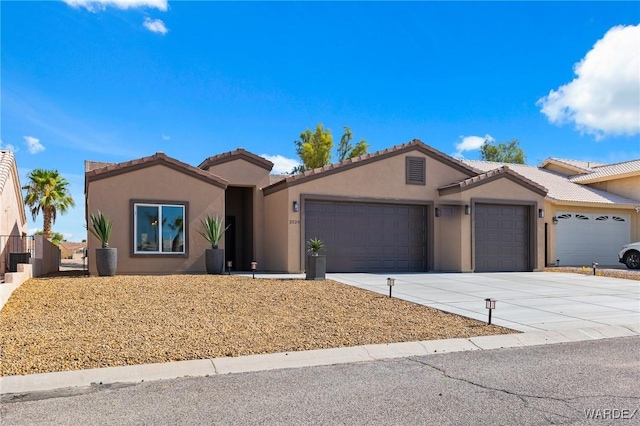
[{"xmin": 2, "ymin": 324, "xmax": 638, "ymax": 396}]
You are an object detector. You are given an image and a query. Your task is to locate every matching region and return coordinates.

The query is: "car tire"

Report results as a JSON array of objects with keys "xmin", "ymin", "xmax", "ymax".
[{"xmin": 624, "ymin": 250, "xmax": 640, "ymax": 270}]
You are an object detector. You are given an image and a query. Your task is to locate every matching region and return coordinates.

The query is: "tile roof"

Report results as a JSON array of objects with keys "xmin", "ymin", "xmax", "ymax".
[
  {"xmin": 86, "ymin": 152, "xmax": 229, "ymax": 189},
  {"xmin": 0, "ymin": 150, "xmax": 15, "ymax": 196},
  {"xmin": 198, "ymin": 148, "xmax": 274, "ymax": 171},
  {"xmin": 438, "ymin": 165, "xmax": 548, "ymax": 196},
  {"xmin": 540, "ymin": 157, "xmax": 606, "ymax": 174},
  {"xmin": 569, "ymin": 159, "xmax": 640, "ymax": 183},
  {"xmin": 463, "ymin": 160, "xmax": 640, "ymax": 205},
  {"xmin": 263, "ymin": 139, "xmax": 477, "ymax": 195}
]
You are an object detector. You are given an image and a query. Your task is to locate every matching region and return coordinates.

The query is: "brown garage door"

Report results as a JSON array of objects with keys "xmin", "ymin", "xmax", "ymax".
[
  {"xmin": 475, "ymin": 204, "xmax": 529, "ymax": 272},
  {"xmin": 305, "ymin": 201, "xmax": 426, "ymax": 272}
]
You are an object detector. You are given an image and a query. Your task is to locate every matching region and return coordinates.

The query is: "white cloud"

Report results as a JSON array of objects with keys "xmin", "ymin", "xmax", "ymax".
[
  {"xmin": 453, "ymin": 134, "xmax": 494, "ymax": 158},
  {"xmin": 24, "ymin": 136, "xmax": 45, "ymax": 154},
  {"xmin": 538, "ymin": 24, "xmax": 640, "ymax": 139},
  {"xmin": 261, "ymin": 154, "xmax": 300, "ymax": 174},
  {"xmin": 0, "ymin": 139, "xmax": 18, "ymax": 152},
  {"xmin": 162, "ymin": 134, "xmax": 171, "ymax": 140},
  {"xmin": 143, "ymin": 17, "xmax": 168, "ymax": 35},
  {"xmin": 62, "ymin": 0, "xmax": 168, "ymax": 12}
]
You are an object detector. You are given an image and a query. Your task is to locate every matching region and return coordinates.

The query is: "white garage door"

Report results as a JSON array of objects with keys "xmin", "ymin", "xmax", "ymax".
[{"xmin": 555, "ymin": 212, "xmax": 630, "ymax": 266}]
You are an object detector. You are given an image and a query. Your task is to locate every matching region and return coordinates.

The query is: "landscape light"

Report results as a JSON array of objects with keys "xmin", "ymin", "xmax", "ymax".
[
  {"xmin": 251, "ymin": 261, "xmax": 257, "ymax": 279},
  {"xmin": 485, "ymin": 298, "xmax": 496, "ymax": 325},
  {"xmin": 387, "ymin": 277, "xmax": 395, "ymax": 298}
]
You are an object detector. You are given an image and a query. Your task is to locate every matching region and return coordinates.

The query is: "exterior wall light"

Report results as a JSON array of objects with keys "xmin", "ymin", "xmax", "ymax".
[
  {"xmin": 435, "ymin": 207, "xmax": 440, "ymax": 217},
  {"xmin": 552, "ymin": 216, "xmax": 558, "ymax": 225},
  {"xmin": 485, "ymin": 298, "xmax": 496, "ymax": 324},
  {"xmin": 464, "ymin": 205, "xmax": 471, "ymax": 215},
  {"xmin": 538, "ymin": 209, "xmax": 545, "ymax": 218},
  {"xmin": 387, "ymin": 277, "xmax": 395, "ymax": 298},
  {"xmin": 251, "ymin": 261, "xmax": 257, "ymax": 279},
  {"xmin": 292, "ymin": 201, "xmax": 299, "ymax": 212}
]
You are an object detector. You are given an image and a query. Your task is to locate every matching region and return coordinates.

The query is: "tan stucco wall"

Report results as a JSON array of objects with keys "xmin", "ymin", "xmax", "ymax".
[
  {"xmin": 439, "ymin": 178, "xmax": 546, "ymax": 271},
  {"xmin": 544, "ymin": 202, "xmax": 640, "ymax": 266},
  {"xmin": 263, "ymin": 188, "xmax": 290, "ymax": 272},
  {"xmin": 0, "ymin": 162, "xmax": 28, "ymax": 274},
  {"xmin": 265, "ymin": 156, "xmax": 551, "ymax": 273},
  {"xmin": 0, "ymin": 164, "xmax": 27, "ymax": 237},
  {"xmin": 86, "ymin": 164, "xmax": 225, "ymax": 274},
  {"xmin": 202, "ymin": 159, "xmax": 272, "ymax": 269},
  {"xmin": 434, "ymin": 205, "xmax": 463, "ymax": 271},
  {"xmin": 587, "ymin": 175, "xmax": 640, "ymax": 202}
]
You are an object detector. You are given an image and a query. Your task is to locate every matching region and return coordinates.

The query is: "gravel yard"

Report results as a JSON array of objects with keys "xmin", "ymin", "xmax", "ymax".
[{"xmin": 0, "ymin": 274, "xmax": 513, "ymax": 376}]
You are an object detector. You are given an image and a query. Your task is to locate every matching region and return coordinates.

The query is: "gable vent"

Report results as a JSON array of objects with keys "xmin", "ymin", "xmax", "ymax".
[{"xmin": 406, "ymin": 156, "xmax": 426, "ymax": 185}]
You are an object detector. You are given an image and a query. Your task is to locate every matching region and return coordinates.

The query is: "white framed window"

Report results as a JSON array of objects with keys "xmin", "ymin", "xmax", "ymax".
[{"xmin": 134, "ymin": 203, "xmax": 185, "ymax": 254}]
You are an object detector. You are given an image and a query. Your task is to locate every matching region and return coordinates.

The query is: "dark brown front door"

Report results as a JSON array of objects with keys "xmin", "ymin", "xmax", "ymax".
[
  {"xmin": 474, "ymin": 204, "xmax": 529, "ymax": 272},
  {"xmin": 305, "ymin": 201, "xmax": 427, "ymax": 272}
]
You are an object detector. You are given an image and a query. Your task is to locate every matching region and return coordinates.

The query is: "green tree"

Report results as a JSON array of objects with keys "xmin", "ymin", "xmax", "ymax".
[
  {"xmin": 337, "ymin": 126, "xmax": 368, "ymax": 162},
  {"xmin": 23, "ymin": 169, "xmax": 75, "ymax": 239},
  {"xmin": 35, "ymin": 230, "xmax": 66, "ymax": 245},
  {"xmin": 293, "ymin": 123, "xmax": 368, "ymax": 173},
  {"xmin": 480, "ymin": 139, "xmax": 526, "ymax": 164}
]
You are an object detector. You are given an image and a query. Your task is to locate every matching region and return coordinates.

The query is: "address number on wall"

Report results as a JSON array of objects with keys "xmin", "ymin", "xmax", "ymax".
[{"xmin": 289, "ymin": 219, "xmax": 300, "ymax": 225}]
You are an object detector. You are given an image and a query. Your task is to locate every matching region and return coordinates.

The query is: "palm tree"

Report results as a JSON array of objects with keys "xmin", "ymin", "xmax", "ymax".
[{"xmin": 22, "ymin": 169, "xmax": 75, "ymax": 239}]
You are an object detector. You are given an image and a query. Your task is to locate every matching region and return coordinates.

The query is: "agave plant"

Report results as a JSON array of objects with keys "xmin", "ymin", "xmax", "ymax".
[
  {"xmin": 88, "ymin": 210, "xmax": 113, "ymax": 248},
  {"xmin": 199, "ymin": 214, "xmax": 230, "ymax": 249},
  {"xmin": 307, "ymin": 237, "xmax": 325, "ymax": 255}
]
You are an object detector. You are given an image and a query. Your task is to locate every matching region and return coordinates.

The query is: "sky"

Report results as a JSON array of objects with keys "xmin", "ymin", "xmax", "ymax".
[{"xmin": 1, "ymin": 1, "xmax": 639, "ymax": 241}]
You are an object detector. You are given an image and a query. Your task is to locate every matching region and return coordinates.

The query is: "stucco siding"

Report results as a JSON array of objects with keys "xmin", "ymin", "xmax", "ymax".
[
  {"xmin": 87, "ymin": 164, "xmax": 225, "ymax": 274},
  {"xmin": 263, "ymin": 188, "xmax": 290, "ymax": 272},
  {"xmin": 587, "ymin": 176, "xmax": 640, "ymax": 202}
]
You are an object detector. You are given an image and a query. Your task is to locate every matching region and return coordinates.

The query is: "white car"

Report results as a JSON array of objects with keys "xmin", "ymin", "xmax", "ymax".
[{"xmin": 619, "ymin": 242, "xmax": 640, "ymax": 269}]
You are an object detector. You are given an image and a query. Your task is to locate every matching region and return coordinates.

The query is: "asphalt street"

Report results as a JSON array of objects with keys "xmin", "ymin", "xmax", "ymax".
[{"xmin": 2, "ymin": 337, "xmax": 639, "ymax": 425}]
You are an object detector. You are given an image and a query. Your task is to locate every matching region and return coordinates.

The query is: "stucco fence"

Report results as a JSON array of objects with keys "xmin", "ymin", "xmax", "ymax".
[{"xmin": 1, "ymin": 235, "xmax": 60, "ymax": 310}]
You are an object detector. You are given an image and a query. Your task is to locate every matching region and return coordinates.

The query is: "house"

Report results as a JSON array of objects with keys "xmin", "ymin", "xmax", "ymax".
[
  {"xmin": 464, "ymin": 158, "xmax": 640, "ymax": 267},
  {"xmin": 84, "ymin": 140, "xmax": 640, "ymax": 275},
  {"xmin": 0, "ymin": 150, "xmax": 28, "ymax": 275}
]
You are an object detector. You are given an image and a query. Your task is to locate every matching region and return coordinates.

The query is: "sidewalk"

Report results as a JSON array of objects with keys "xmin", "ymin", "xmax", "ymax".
[{"xmin": 2, "ymin": 323, "xmax": 638, "ymax": 396}]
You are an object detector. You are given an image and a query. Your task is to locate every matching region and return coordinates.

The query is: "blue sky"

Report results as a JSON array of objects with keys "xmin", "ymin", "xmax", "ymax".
[{"xmin": 1, "ymin": 1, "xmax": 639, "ymax": 241}]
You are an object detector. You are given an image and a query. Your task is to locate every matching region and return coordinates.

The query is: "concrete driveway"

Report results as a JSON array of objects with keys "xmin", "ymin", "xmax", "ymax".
[{"xmin": 327, "ymin": 272, "xmax": 640, "ymax": 332}]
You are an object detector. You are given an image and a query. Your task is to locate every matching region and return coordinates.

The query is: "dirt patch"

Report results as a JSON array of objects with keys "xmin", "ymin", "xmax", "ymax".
[
  {"xmin": 0, "ymin": 275, "xmax": 513, "ymax": 376},
  {"xmin": 545, "ymin": 267, "xmax": 640, "ymax": 281}
]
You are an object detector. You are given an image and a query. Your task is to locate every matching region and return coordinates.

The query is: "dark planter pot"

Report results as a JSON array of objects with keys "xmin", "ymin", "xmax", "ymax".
[
  {"xmin": 95, "ymin": 248, "xmax": 117, "ymax": 276},
  {"xmin": 205, "ymin": 248, "xmax": 225, "ymax": 274},
  {"xmin": 306, "ymin": 254, "xmax": 326, "ymax": 280}
]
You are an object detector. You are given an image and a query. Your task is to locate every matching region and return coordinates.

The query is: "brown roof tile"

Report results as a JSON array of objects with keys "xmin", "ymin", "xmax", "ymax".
[
  {"xmin": 263, "ymin": 139, "xmax": 477, "ymax": 195},
  {"xmin": 199, "ymin": 148, "xmax": 274, "ymax": 171},
  {"xmin": 438, "ymin": 165, "xmax": 548, "ymax": 196},
  {"xmin": 85, "ymin": 152, "xmax": 228, "ymax": 189}
]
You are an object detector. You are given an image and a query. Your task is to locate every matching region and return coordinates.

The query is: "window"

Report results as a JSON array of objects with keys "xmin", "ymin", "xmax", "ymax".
[
  {"xmin": 406, "ymin": 156, "xmax": 426, "ymax": 185},
  {"xmin": 134, "ymin": 203, "xmax": 185, "ymax": 254}
]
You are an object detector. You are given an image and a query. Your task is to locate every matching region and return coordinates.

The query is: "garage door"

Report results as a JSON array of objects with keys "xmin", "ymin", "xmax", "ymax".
[
  {"xmin": 475, "ymin": 204, "xmax": 530, "ymax": 272},
  {"xmin": 305, "ymin": 201, "xmax": 426, "ymax": 272},
  {"xmin": 555, "ymin": 212, "xmax": 630, "ymax": 266}
]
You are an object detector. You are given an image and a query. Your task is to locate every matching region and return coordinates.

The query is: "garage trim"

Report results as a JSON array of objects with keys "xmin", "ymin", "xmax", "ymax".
[
  {"xmin": 300, "ymin": 194, "xmax": 434, "ymax": 272},
  {"xmin": 471, "ymin": 198, "xmax": 539, "ymax": 272}
]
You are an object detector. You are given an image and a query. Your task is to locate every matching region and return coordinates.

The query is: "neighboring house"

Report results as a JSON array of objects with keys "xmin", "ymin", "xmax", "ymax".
[
  {"xmin": 59, "ymin": 242, "xmax": 87, "ymax": 259},
  {"xmin": 0, "ymin": 150, "xmax": 28, "ymax": 274},
  {"xmin": 84, "ymin": 140, "xmax": 640, "ymax": 275}
]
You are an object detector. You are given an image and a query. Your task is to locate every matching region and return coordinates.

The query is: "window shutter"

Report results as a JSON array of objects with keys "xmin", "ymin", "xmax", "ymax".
[{"xmin": 406, "ymin": 156, "xmax": 426, "ymax": 185}]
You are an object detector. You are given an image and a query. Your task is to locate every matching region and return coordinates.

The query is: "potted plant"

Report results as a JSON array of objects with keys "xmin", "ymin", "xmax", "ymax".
[
  {"xmin": 88, "ymin": 210, "xmax": 117, "ymax": 276},
  {"xmin": 199, "ymin": 214, "xmax": 230, "ymax": 274},
  {"xmin": 306, "ymin": 237, "xmax": 326, "ymax": 280}
]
